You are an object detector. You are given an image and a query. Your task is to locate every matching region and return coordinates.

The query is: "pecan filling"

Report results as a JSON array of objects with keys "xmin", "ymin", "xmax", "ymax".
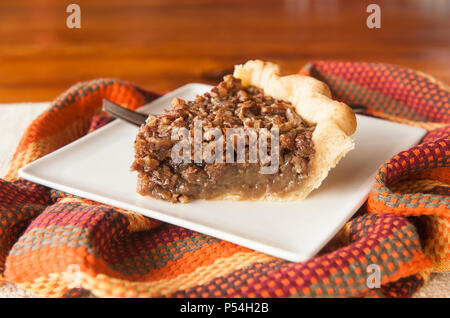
[{"xmin": 131, "ymin": 75, "xmax": 315, "ymax": 203}]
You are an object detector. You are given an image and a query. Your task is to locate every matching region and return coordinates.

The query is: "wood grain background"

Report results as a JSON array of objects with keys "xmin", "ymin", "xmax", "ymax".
[{"xmin": 0, "ymin": 0, "xmax": 449, "ymax": 102}]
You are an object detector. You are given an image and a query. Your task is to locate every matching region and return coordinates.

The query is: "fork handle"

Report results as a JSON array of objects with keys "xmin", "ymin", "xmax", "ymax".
[{"xmin": 102, "ymin": 99, "xmax": 148, "ymax": 126}]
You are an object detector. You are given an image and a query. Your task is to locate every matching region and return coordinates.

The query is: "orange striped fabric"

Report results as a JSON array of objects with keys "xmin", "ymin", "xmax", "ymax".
[{"xmin": 0, "ymin": 61, "xmax": 448, "ymax": 297}]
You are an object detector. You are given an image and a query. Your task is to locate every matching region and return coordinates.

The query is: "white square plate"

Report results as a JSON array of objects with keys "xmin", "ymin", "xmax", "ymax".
[{"xmin": 19, "ymin": 83, "xmax": 427, "ymax": 262}]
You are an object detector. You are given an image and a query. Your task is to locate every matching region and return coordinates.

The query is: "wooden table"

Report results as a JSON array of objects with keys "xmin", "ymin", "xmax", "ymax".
[{"xmin": 0, "ymin": 0, "xmax": 449, "ymax": 102}]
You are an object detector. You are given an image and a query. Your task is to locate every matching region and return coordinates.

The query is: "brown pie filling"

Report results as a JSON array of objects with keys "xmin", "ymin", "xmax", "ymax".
[{"xmin": 131, "ymin": 75, "xmax": 315, "ymax": 203}]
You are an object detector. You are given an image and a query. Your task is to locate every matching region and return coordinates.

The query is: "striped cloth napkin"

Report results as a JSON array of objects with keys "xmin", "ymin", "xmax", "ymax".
[{"xmin": 0, "ymin": 61, "xmax": 448, "ymax": 297}]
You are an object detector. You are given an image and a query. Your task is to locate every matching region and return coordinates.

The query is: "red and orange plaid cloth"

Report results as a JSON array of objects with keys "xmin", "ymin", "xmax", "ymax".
[{"xmin": 0, "ymin": 61, "xmax": 448, "ymax": 297}]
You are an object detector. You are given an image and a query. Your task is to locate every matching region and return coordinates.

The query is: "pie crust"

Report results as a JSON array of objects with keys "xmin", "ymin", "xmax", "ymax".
[{"xmin": 227, "ymin": 60, "xmax": 357, "ymax": 201}]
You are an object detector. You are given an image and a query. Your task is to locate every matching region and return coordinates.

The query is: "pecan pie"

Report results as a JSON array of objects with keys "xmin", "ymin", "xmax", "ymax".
[{"xmin": 131, "ymin": 60, "xmax": 357, "ymax": 203}]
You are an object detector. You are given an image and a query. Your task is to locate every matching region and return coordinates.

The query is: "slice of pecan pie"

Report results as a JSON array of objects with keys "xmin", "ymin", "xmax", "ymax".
[{"xmin": 131, "ymin": 60, "xmax": 356, "ymax": 203}]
